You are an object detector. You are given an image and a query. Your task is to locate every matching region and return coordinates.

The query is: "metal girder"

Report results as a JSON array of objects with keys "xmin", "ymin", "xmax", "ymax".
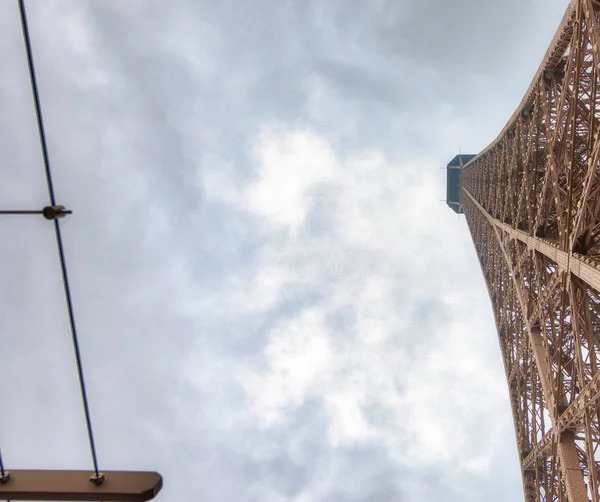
[{"xmin": 458, "ymin": 2, "xmax": 600, "ymax": 499}]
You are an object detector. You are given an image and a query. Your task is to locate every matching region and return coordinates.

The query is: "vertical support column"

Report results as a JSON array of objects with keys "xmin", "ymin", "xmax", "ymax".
[
  {"xmin": 559, "ymin": 431, "xmax": 589, "ymax": 502},
  {"xmin": 523, "ymin": 469, "xmax": 537, "ymax": 502},
  {"xmin": 530, "ymin": 326, "xmax": 588, "ymax": 501},
  {"xmin": 529, "ymin": 326, "xmax": 559, "ymax": 416}
]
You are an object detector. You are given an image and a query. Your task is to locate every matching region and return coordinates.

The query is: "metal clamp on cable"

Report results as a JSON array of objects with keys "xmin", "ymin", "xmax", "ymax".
[
  {"xmin": 89, "ymin": 472, "xmax": 105, "ymax": 485},
  {"xmin": 42, "ymin": 205, "xmax": 71, "ymax": 220}
]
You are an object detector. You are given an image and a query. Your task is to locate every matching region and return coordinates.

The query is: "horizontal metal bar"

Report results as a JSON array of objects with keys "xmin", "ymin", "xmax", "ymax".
[
  {"xmin": 0, "ymin": 207, "xmax": 73, "ymax": 219},
  {"xmin": 0, "ymin": 470, "xmax": 163, "ymax": 501},
  {"xmin": 0, "ymin": 210, "xmax": 44, "ymax": 215}
]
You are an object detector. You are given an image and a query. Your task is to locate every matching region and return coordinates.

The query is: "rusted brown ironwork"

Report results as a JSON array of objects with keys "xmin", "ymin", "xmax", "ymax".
[
  {"xmin": 0, "ymin": 470, "xmax": 162, "ymax": 501},
  {"xmin": 455, "ymin": 0, "xmax": 600, "ymax": 499}
]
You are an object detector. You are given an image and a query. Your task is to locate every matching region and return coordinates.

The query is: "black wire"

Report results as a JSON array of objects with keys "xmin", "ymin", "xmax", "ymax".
[
  {"xmin": 18, "ymin": 0, "xmax": 56, "ymax": 206},
  {"xmin": 0, "ymin": 210, "xmax": 41, "ymax": 215},
  {"xmin": 54, "ymin": 221, "xmax": 100, "ymax": 476},
  {"xmin": 0, "ymin": 450, "xmax": 7, "ymax": 502},
  {"xmin": 17, "ymin": 0, "xmax": 100, "ymax": 477}
]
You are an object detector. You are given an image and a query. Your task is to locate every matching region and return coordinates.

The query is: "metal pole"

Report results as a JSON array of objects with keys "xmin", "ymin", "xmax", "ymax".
[
  {"xmin": 0, "ymin": 207, "xmax": 72, "ymax": 218},
  {"xmin": 0, "ymin": 210, "xmax": 43, "ymax": 215}
]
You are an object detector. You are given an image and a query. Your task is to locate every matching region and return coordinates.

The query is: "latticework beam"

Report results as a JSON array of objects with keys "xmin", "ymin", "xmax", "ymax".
[{"xmin": 457, "ymin": 0, "xmax": 600, "ymax": 499}]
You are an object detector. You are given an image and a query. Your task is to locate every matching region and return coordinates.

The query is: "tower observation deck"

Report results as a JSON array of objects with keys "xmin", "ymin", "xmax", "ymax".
[{"xmin": 446, "ymin": 154, "xmax": 476, "ymax": 214}]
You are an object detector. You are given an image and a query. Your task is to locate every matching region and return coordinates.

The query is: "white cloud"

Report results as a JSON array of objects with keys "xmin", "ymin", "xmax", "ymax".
[
  {"xmin": 244, "ymin": 308, "xmax": 335, "ymax": 426},
  {"xmin": 244, "ymin": 128, "xmax": 340, "ymax": 235},
  {"xmin": 217, "ymin": 126, "xmax": 513, "ymax": 475}
]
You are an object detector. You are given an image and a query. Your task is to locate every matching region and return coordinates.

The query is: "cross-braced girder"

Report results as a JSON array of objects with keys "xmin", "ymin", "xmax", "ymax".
[{"xmin": 458, "ymin": 1, "xmax": 600, "ymax": 500}]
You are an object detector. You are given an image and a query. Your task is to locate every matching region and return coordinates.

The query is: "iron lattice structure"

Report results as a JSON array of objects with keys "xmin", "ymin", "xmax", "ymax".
[{"xmin": 449, "ymin": 0, "xmax": 600, "ymax": 500}]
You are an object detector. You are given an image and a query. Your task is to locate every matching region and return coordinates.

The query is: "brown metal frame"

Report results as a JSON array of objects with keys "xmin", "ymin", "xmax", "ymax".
[
  {"xmin": 461, "ymin": 1, "xmax": 600, "ymax": 499},
  {"xmin": 0, "ymin": 206, "xmax": 164, "ymax": 501},
  {"xmin": 0, "ymin": 470, "xmax": 162, "ymax": 501}
]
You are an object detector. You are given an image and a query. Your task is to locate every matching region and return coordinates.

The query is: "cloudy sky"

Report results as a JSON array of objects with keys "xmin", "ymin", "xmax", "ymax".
[{"xmin": 0, "ymin": 1, "xmax": 569, "ymax": 501}]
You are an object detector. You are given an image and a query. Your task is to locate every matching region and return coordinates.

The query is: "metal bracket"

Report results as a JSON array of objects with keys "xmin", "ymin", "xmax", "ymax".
[
  {"xmin": 42, "ymin": 205, "xmax": 71, "ymax": 220},
  {"xmin": 89, "ymin": 472, "xmax": 105, "ymax": 485}
]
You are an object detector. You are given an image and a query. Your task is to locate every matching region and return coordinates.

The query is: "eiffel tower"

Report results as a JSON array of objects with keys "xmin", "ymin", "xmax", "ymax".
[{"xmin": 447, "ymin": 1, "xmax": 600, "ymax": 500}]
